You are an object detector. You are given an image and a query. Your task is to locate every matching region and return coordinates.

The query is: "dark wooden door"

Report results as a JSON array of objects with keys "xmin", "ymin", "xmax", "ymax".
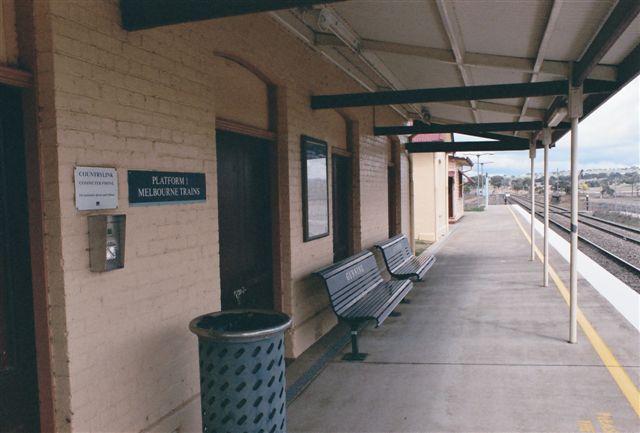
[
  {"xmin": 0, "ymin": 86, "xmax": 39, "ymax": 432},
  {"xmin": 448, "ymin": 176, "xmax": 454, "ymax": 218},
  {"xmin": 217, "ymin": 130, "xmax": 274, "ymax": 310},
  {"xmin": 388, "ymin": 166, "xmax": 397, "ymax": 237},
  {"xmin": 332, "ymin": 155, "xmax": 351, "ymax": 262}
]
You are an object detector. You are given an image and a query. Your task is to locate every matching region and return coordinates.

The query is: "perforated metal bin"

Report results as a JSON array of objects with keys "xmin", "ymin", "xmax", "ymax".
[{"xmin": 189, "ymin": 310, "xmax": 292, "ymax": 433}]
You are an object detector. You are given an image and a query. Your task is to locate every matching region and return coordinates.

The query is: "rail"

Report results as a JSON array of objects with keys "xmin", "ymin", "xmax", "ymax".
[{"xmin": 509, "ymin": 196, "xmax": 640, "ymax": 276}]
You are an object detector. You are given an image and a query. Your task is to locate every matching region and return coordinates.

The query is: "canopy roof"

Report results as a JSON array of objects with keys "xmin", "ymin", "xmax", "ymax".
[
  {"xmin": 122, "ymin": 0, "xmax": 640, "ymax": 147},
  {"xmin": 270, "ymin": 0, "xmax": 639, "ymax": 145}
]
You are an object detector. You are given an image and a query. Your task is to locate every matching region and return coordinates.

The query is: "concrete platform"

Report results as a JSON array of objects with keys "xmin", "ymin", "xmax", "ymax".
[{"xmin": 287, "ymin": 206, "xmax": 639, "ymax": 433}]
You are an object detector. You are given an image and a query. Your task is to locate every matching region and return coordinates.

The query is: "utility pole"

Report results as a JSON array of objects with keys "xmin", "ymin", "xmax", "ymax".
[
  {"xmin": 461, "ymin": 153, "xmax": 493, "ymax": 207},
  {"xmin": 481, "ymin": 162, "xmax": 494, "ymax": 208}
]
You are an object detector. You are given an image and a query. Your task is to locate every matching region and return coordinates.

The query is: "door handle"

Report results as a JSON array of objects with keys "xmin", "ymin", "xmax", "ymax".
[{"xmin": 233, "ymin": 286, "xmax": 247, "ymax": 305}]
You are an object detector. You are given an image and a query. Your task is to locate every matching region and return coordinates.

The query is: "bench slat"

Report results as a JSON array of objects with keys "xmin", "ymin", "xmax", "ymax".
[
  {"xmin": 316, "ymin": 251, "xmax": 384, "ymax": 317},
  {"xmin": 314, "ymin": 249, "xmax": 414, "ymax": 360},
  {"xmin": 375, "ymin": 234, "xmax": 436, "ymax": 281},
  {"xmin": 314, "ymin": 250, "xmax": 412, "ymax": 324}
]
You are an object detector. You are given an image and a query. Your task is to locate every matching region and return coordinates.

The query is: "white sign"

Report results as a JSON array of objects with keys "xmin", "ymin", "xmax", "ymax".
[{"xmin": 74, "ymin": 166, "xmax": 118, "ymax": 210}]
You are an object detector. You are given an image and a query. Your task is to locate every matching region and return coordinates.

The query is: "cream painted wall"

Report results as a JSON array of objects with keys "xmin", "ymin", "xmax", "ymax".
[
  {"xmin": 412, "ymin": 152, "xmax": 449, "ymax": 242},
  {"xmin": 448, "ymin": 158, "xmax": 469, "ymax": 222},
  {"xmin": 33, "ymin": 1, "xmax": 410, "ymax": 431},
  {"xmin": 212, "ymin": 56, "xmax": 270, "ymax": 130}
]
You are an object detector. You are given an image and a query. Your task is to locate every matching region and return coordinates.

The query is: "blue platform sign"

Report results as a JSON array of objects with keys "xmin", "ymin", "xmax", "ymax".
[{"xmin": 128, "ymin": 170, "xmax": 206, "ymax": 206}]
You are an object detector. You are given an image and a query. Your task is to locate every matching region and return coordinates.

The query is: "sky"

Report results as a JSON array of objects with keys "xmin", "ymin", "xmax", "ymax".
[{"xmin": 454, "ymin": 76, "xmax": 640, "ymax": 177}]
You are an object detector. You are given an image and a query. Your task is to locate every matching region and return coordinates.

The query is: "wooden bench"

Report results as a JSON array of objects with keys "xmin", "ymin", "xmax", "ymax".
[
  {"xmin": 315, "ymin": 250, "xmax": 413, "ymax": 361},
  {"xmin": 375, "ymin": 234, "xmax": 436, "ymax": 281}
]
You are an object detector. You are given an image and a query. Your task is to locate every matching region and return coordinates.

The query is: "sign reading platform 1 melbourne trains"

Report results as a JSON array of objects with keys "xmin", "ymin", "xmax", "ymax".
[{"xmin": 128, "ymin": 170, "xmax": 206, "ymax": 206}]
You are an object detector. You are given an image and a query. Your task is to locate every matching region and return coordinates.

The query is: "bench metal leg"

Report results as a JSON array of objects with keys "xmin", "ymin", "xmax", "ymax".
[
  {"xmin": 342, "ymin": 324, "xmax": 367, "ymax": 361},
  {"xmin": 400, "ymin": 298, "xmax": 411, "ymax": 304}
]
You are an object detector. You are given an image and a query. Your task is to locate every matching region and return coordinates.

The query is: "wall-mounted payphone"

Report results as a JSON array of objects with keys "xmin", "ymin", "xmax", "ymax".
[{"xmin": 88, "ymin": 214, "xmax": 126, "ymax": 272}]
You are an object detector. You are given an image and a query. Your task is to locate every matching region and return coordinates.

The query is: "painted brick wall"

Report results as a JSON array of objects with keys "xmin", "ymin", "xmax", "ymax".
[
  {"xmin": 359, "ymin": 134, "xmax": 391, "ymax": 248},
  {"xmin": 46, "ymin": 1, "xmax": 219, "ymax": 430},
  {"xmin": 37, "ymin": 1, "xmax": 409, "ymax": 431},
  {"xmin": 413, "ymin": 153, "xmax": 449, "ymax": 241}
]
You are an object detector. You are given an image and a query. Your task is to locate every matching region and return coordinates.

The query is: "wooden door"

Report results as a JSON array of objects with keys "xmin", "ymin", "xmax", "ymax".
[
  {"xmin": 217, "ymin": 130, "xmax": 274, "ymax": 310},
  {"xmin": 0, "ymin": 86, "xmax": 39, "ymax": 432},
  {"xmin": 448, "ymin": 176, "xmax": 454, "ymax": 218},
  {"xmin": 332, "ymin": 155, "xmax": 351, "ymax": 262}
]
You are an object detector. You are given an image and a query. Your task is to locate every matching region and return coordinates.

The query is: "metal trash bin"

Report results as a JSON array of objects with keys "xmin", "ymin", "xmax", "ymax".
[{"xmin": 189, "ymin": 310, "xmax": 292, "ymax": 433}]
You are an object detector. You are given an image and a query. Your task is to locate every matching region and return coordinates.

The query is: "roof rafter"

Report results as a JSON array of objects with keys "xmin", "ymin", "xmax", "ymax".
[
  {"xmin": 376, "ymin": 121, "xmax": 568, "ymax": 136},
  {"xmin": 572, "ymin": 0, "xmax": 640, "ymax": 86},
  {"xmin": 438, "ymin": 100, "xmax": 545, "ymax": 119},
  {"xmin": 407, "ymin": 140, "xmax": 545, "ymax": 153},
  {"xmin": 517, "ymin": 0, "xmax": 564, "ymax": 131},
  {"xmin": 473, "ymin": 132, "xmax": 530, "ymax": 144},
  {"xmin": 546, "ymin": 0, "xmax": 640, "ymax": 142},
  {"xmin": 551, "ymin": 41, "xmax": 640, "ymax": 143},
  {"xmin": 314, "ymin": 35, "xmax": 617, "ymax": 81},
  {"xmin": 435, "ymin": 0, "xmax": 479, "ymax": 122},
  {"xmin": 120, "ymin": 0, "xmax": 346, "ymax": 30},
  {"xmin": 311, "ymin": 79, "xmax": 616, "ymax": 109}
]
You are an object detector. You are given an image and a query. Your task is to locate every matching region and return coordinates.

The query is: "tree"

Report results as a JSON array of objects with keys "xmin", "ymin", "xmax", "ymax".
[
  {"xmin": 623, "ymin": 172, "xmax": 639, "ymax": 196},
  {"xmin": 600, "ymin": 180, "xmax": 615, "ymax": 197},
  {"xmin": 512, "ymin": 178, "xmax": 525, "ymax": 191},
  {"xmin": 489, "ymin": 175, "xmax": 504, "ymax": 188},
  {"xmin": 608, "ymin": 172, "xmax": 623, "ymax": 183},
  {"xmin": 554, "ymin": 175, "xmax": 570, "ymax": 193}
]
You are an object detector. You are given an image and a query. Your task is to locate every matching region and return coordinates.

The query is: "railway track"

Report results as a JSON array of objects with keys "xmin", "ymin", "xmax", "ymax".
[
  {"xmin": 544, "ymin": 201, "xmax": 640, "ymax": 244},
  {"xmin": 509, "ymin": 196, "xmax": 640, "ymax": 281}
]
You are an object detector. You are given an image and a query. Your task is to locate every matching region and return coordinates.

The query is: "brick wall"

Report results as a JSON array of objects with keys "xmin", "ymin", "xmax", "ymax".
[
  {"xmin": 359, "ymin": 135, "xmax": 391, "ymax": 247},
  {"xmin": 35, "ymin": 1, "xmax": 409, "ymax": 431},
  {"xmin": 45, "ymin": 1, "xmax": 220, "ymax": 430}
]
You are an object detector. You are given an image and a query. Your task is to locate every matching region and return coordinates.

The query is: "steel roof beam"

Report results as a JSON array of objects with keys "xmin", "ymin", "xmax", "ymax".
[
  {"xmin": 406, "ymin": 141, "xmax": 545, "ymax": 153},
  {"xmin": 552, "ymin": 42, "xmax": 640, "ymax": 143},
  {"xmin": 471, "ymin": 132, "xmax": 530, "ymax": 145},
  {"xmin": 120, "ymin": 0, "xmax": 345, "ymax": 30},
  {"xmin": 311, "ymin": 79, "xmax": 616, "ymax": 109},
  {"xmin": 517, "ymin": 0, "xmax": 564, "ymax": 131},
  {"xmin": 314, "ymin": 34, "xmax": 617, "ymax": 81},
  {"xmin": 572, "ymin": 0, "xmax": 640, "ymax": 86},
  {"xmin": 616, "ymin": 42, "xmax": 640, "ymax": 86},
  {"xmin": 438, "ymin": 100, "xmax": 546, "ymax": 119},
  {"xmin": 315, "ymin": 33, "xmax": 617, "ymax": 80},
  {"xmin": 375, "ymin": 121, "xmax": 569, "ymax": 136},
  {"xmin": 435, "ymin": 0, "xmax": 479, "ymax": 122}
]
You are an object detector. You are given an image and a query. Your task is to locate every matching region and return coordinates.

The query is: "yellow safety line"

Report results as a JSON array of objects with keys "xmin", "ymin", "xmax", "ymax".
[{"xmin": 507, "ymin": 205, "xmax": 640, "ymax": 418}]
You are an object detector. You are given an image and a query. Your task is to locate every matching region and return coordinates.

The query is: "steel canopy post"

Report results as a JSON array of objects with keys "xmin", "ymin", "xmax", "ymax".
[
  {"xmin": 477, "ymin": 155, "xmax": 481, "ymax": 206},
  {"xmin": 568, "ymin": 84, "xmax": 583, "ymax": 344},
  {"xmin": 543, "ymin": 129, "xmax": 552, "ymax": 287},
  {"xmin": 529, "ymin": 141, "xmax": 536, "ymax": 261}
]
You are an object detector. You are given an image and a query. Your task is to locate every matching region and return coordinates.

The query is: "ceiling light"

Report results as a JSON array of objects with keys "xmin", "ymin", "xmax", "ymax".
[{"xmin": 317, "ymin": 8, "xmax": 361, "ymax": 52}]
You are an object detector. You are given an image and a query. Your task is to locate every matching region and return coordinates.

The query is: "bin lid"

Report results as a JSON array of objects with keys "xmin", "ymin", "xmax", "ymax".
[{"xmin": 189, "ymin": 309, "xmax": 292, "ymax": 342}]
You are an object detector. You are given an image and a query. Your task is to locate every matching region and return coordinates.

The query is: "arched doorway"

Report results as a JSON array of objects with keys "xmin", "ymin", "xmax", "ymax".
[{"xmin": 213, "ymin": 54, "xmax": 277, "ymax": 310}]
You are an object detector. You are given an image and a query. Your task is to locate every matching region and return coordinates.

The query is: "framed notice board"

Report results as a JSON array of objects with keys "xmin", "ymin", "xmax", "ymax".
[{"xmin": 301, "ymin": 136, "xmax": 329, "ymax": 241}]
